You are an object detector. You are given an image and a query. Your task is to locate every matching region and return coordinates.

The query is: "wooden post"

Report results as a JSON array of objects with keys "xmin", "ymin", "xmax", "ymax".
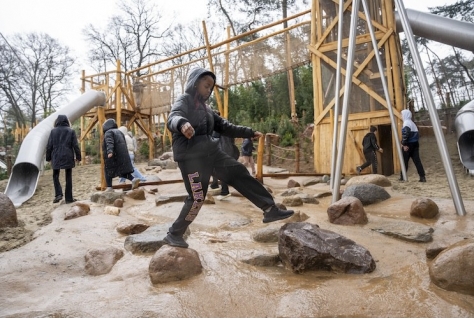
[
  {"xmin": 116, "ymin": 60, "xmax": 122, "ymax": 126},
  {"xmin": 266, "ymin": 135, "xmax": 272, "ymax": 166},
  {"xmin": 148, "ymin": 111, "xmax": 154, "ymax": 158},
  {"xmin": 202, "ymin": 21, "xmax": 224, "ymax": 114},
  {"xmin": 286, "ymin": 32, "xmax": 297, "ymax": 123},
  {"xmin": 256, "ymin": 135, "xmax": 265, "ymax": 183}
]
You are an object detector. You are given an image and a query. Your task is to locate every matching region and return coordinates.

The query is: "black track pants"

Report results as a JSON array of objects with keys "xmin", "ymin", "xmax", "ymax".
[
  {"xmin": 360, "ymin": 150, "xmax": 377, "ymax": 174},
  {"xmin": 168, "ymin": 150, "xmax": 275, "ymax": 236},
  {"xmin": 401, "ymin": 141, "xmax": 425, "ymax": 178}
]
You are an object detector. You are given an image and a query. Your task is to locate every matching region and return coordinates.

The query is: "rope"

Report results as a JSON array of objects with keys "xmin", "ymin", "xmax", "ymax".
[
  {"xmin": 270, "ymin": 153, "xmax": 296, "ymax": 161},
  {"xmin": 271, "ymin": 144, "xmax": 295, "ymax": 152}
]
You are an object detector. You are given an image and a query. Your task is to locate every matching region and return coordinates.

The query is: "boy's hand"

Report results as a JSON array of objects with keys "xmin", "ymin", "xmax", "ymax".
[
  {"xmin": 181, "ymin": 122, "xmax": 195, "ymax": 139},
  {"xmin": 108, "ymin": 153, "xmax": 113, "ymax": 158},
  {"xmin": 378, "ymin": 148, "xmax": 383, "ymax": 153}
]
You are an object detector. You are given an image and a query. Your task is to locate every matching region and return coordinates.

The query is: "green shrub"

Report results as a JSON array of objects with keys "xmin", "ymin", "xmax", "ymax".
[
  {"xmin": 139, "ymin": 141, "xmax": 149, "ymax": 158},
  {"xmin": 0, "ymin": 170, "xmax": 8, "ymax": 181},
  {"xmin": 85, "ymin": 139, "xmax": 99, "ymax": 157}
]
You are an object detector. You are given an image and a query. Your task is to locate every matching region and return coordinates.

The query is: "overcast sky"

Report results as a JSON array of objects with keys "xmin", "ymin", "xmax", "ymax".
[{"xmin": 0, "ymin": 0, "xmax": 459, "ymax": 101}]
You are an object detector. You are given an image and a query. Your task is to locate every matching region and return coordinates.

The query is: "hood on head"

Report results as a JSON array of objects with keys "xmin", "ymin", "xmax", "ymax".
[
  {"xmin": 185, "ymin": 67, "xmax": 216, "ymax": 95},
  {"xmin": 103, "ymin": 118, "xmax": 117, "ymax": 133},
  {"xmin": 55, "ymin": 114, "xmax": 70, "ymax": 127},
  {"xmin": 401, "ymin": 109, "xmax": 412, "ymax": 121},
  {"xmin": 118, "ymin": 126, "xmax": 127, "ymax": 135}
]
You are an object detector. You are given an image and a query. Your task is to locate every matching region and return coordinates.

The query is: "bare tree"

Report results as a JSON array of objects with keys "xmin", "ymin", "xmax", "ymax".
[
  {"xmin": 0, "ymin": 38, "xmax": 27, "ymax": 127},
  {"xmin": 0, "ymin": 32, "xmax": 75, "ymax": 127},
  {"xmin": 207, "ymin": 0, "xmax": 308, "ymax": 38},
  {"xmin": 82, "ymin": 0, "xmax": 171, "ymax": 76},
  {"xmin": 161, "ymin": 20, "xmax": 222, "ymax": 93}
]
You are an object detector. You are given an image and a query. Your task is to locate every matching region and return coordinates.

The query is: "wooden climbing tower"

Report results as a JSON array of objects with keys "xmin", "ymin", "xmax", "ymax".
[{"xmin": 309, "ymin": 0, "xmax": 405, "ymax": 176}]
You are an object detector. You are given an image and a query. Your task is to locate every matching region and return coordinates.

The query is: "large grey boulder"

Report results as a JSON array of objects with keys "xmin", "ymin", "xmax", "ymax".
[
  {"xmin": 124, "ymin": 224, "xmax": 169, "ymax": 254},
  {"xmin": 345, "ymin": 174, "xmax": 392, "ymax": 187},
  {"xmin": 124, "ymin": 224, "xmax": 190, "ymax": 254},
  {"xmin": 342, "ymin": 184, "xmax": 390, "ymax": 206},
  {"xmin": 370, "ymin": 217, "xmax": 434, "ymax": 243},
  {"xmin": 278, "ymin": 222, "xmax": 376, "ymax": 274}
]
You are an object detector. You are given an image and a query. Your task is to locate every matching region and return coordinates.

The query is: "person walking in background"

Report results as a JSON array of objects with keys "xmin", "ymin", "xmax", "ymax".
[
  {"xmin": 102, "ymin": 119, "xmax": 140, "ymax": 192},
  {"xmin": 118, "ymin": 126, "xmax": 147, "ymax": 184},
  {"xmin": 209, "ymin": 110, "xmax": 240, "ymax": 200},
  {"xmin": 164, "ymin": 67, "xmax": 294, "ymax": 248},
  {"xmin": 212, "ymin": 131, "xmax": 240, "ymax": 201},
  {"xmin": 356, "ymin": 125, "xmax": 383, "ymax": 174},
  {"xmin": 45, "ymin": 114, "xmax": 81, "ymax": 204},
  {"xmin": 400, "ymin": 109, "xmax": 426, "ymax": 182},
  {"xmin": 210, "ymin": 111, "xmax": 223, "ymax": 191},
  {"xmin": 241, "ymin": 137, "xmax": 256, "ymax": 176}
]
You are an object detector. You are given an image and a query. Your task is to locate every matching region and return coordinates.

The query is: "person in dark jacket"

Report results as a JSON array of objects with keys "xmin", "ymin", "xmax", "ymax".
[
  {"xmin": 102, "ymin": 119, "xmax": 140, "ymax": 192},
  {"xmin": 45, "ymin": 114, "xmax": 81, "ymax": 204},
  {"xmin": 164, "ymin": 67, "xmax": 294, "ymax": 248},
  {"xmin": 211, "ymin": 130, "xmax": 239, "ymax": 200},
  {"xmin": 400, "ymin": 109, "xmax": 426, "ymax": 182},
  {"xmin": 241, "ymin": 137, "xmax": 256, "ymax": 176},
  {"xmin": 356, "ymin": 125, "xmax": 383, "ymax": 174},
  {"xmin": 209, "ymin": 110, "xmax": 239, "ymax": 200}
]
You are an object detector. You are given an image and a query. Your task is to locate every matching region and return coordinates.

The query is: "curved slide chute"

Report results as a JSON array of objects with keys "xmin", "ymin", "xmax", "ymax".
[
  {"xmin": 455, "ymin": 101, "xmax": 474, "ymax": 175},
  {"xmin": 4, "ymin": 90, "xmax": 106, "ymax": 207}
]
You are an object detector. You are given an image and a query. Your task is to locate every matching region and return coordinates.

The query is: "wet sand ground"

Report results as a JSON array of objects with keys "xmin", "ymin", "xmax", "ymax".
[{"xmin": 0, "ymin": 132, "xmax": 473, "ymax": 317}]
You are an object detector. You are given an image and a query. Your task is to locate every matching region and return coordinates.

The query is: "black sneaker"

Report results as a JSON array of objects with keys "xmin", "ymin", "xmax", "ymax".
[
  {"xmin": 66, "ymin": 199, "xmax": 77, "ymax": 204},
  {"xmin": 163, "ymin": 233, "xmax": 189, "ymax": 248},
  {"xmin": 356, "ymin": 166, "xmax": 362, "ymax": 175},
  {"xmin": 53, "ymin": 195, "xmax": 63, "ymax": 203},
  {"xmin": 263, "ymin": 206, "xmax": 294, "ymax": 223},
  {"xmin": 419, "ymin": 177, "xmax": 426, "ymax": 183}
]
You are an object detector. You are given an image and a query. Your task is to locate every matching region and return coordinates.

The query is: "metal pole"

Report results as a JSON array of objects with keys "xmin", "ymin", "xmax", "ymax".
[
  {"xmin": 361, "ymin": 0, "xmax": 407, "ymax": 181},
  {"xmin": 394, "ymin": 0, "xmax": 466, "ymax": 216},
  {"xmin": 330, "ymin": 0, "xmax": 345, "ymax": 190},
  {"xmin": 332, "ymin": 0, "xmax": 360, "ymax": 203}
]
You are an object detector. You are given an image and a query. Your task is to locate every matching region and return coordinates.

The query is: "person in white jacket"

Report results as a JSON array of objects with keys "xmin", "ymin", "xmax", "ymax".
[{"xmin": 118, "ymin": 126, "xmax": 147, "ymax": 183}]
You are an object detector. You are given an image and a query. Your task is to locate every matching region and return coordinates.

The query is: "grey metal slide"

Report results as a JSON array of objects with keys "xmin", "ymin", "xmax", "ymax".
[
  {"xmin": 455, "ymin": 101, "xmax": 474, "ymax": 175},
  {"xmin": 4, "ymin": 91, "xmax": 105, "ymax": 207}
]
